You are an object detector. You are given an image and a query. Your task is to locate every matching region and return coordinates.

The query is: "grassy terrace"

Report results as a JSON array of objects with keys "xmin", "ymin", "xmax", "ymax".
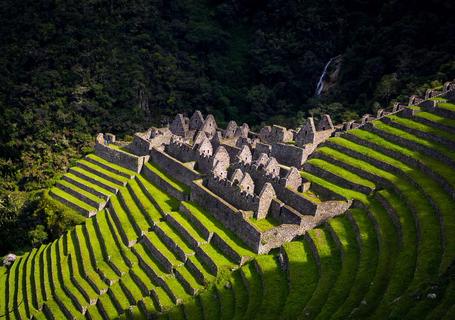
[
  {"xmin": 145, "ymin": 161, "xmax": 189, "ymax": 193},
  {"xmin": 415, "ymin": 110, "xmax": 455, "ymax": 128},
  {"xmin": 255, "ymin": 255, "xmax": 288, "ymax": 320},
  {"xmin": 65, "ymin": 172, "xmax": 114, "ymax": 197},
  {"xmin": 316, "ymin": 215, "xmax": 360, "ymax": 319},
  {"xmin": 50, "ymin": 187, "xmax": 97, "ymax": 213},
  {"xmin": 70, "ymin": 166, "xmax": 122, "ymax": 191},
  {"xmin": 300, "ymin": 227, "xmax": 341, "ymax": 319},
  {"xmin": 78, "ymin": 159, "xmax": 130, "ymax": 185},
  {"xmin": 306, "ymin": 158, "xmax": 376, "ymax": 191},
  {"xmin": 385, "ymin": 114, "xmax": 455, "ymax": 144},
  {"xmin": 347, "ymin": 129, "xmax": 455, "ymax": 192},
  {"xmin": 315, "ymin": 143, "xmax": 441, "ymax": 276},
  {"xmin": 437, "ymin": 101, "xmax": 455, "ymax": 111},
  {"xmin": 58, "ymin": 179, "xmax": 105, "ymax": 204},
  {"xmin": 181, "ymin": 201, "xmax": 254, "ymax": 259},
  {"xmin": 281, "ymin": 240, "xmax": 319, "ymax": 319},
  {"xmin": 332, "ymin": 208, "xmax": 379, "ymax": 319},
  {"xmin": 372, "ymin": 121, "xmax": 455, "ymax": 162},
  {"xmin": 344, "ymin": 128, "xmax": 455, "ymax": 273},
  {"xmin": 248, "ymin": 215, "xmax": 280, "ymax": 232},
  {"xmin": 311, "ymin": 131, "xmax": 452, "ymax": 316},
  {"xmin": 5, "ymin": 100, "xmax": 455, "ymax": 319},
  {"xmin": 86, "ymin": 154, "xmax": 136, "ymax": 177},
  {"xmin": 137, "ymin": 175, "xmax": 179, "ymax": 213},
  {"xmin": 128, "ymin": 178, "xmax": 164, "ymax": 221}
]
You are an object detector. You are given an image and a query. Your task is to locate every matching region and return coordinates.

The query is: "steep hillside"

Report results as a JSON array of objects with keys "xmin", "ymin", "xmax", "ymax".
[
  {"xmin": 1, "ymin": 1, "xmax": 454, "ymax": 250},
  {"xmin": 1, "ymin": 85, "xmax": 454, "ymax": 319}
]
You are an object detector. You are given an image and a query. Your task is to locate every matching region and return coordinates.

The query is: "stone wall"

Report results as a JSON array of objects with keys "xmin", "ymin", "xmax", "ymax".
[
  {"xmin": 149, "ymin": 148, "xmax": 201, "ymax": 187},
  {"xmin": 270, "ymin": 143, "xmax": 306, "ymax": 167},
  {"xmin": 142, "ymin": 164, "xmax": 188, "ymax": 201},
  {"xmin": 190, "ymin": 179, "xmax": 262, "ymax": 252},
  {"xmin": 205, "ymin": 175, "xmax": 259, "ymax": 212},
  {"xmin": 94, "ymin": 142, "xmax": 145, "ymax": 173}
]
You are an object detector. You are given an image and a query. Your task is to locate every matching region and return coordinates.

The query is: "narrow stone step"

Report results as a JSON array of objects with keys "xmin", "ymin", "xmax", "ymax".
[
  {"xmin": 86, "ymin": 154, "xmax": 135, "ymax": 179},
  {"xmin": 62, "ymin": 173, "xmax": 112, "ymax": 200},
  {"xmin": 69, "ymin": 167, "xmax": 119, "ymax": 194},
  {"xmin": 56, "ymin": 180, "xmax": 105, "ymax": 211},
  {"xmin": 76, "ymin": 161, "xmax": 127, "ymax": 186},
  {"xmin": 49, "ymin": 188, "xmax": 97, "ymax": 217},
  {"xmin": 381, "ymin": 116, "xmax": 455, "ymax": 149}
]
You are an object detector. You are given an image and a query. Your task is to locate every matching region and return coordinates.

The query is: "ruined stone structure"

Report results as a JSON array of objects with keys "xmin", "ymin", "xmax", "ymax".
[{"xmin": 84, "ymin": 81, "xmax": 455, "ymax": 254}]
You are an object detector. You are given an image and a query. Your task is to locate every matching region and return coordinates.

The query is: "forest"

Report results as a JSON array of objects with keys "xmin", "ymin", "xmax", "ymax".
[{"xmin": 0, "ymin": 0, "xmax": 454, "ymax": 255}]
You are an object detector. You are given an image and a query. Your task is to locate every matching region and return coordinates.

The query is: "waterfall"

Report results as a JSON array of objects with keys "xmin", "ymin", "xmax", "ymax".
[{"xmin": 315, "ymin": 57, "xmax": 335, "ymax": 96}]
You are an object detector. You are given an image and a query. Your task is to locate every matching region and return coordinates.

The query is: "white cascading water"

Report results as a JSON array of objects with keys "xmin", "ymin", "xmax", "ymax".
[{"xmin": 315, "ymin": 57, "xmax": 335, "ymax": 96}]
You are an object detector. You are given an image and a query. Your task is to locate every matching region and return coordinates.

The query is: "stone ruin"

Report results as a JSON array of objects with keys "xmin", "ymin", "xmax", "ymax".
[
  {"xmin": 93, "ymin": 79, "xmax": 455, "ymax": 253},
  {"xmin": 96, "ymin": 110, "xmax": 353, "ymax": 254}
]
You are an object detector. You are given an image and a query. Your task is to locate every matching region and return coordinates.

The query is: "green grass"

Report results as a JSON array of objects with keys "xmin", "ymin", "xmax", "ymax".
[
  {"xmin": 57, "ymin": 179, "xmax": 104, "ymax": 204},
  {"xmin": 230, "ymin": 270, "xmax": 249, "ymax": 320},
  {"xmin": 181, "ymin": 201, "xmax": 254, "ymax": 258},
  {"xmin": 91, "ymin": 211, "xmax": 129, "ymax": 273},
  {"xmin": 372, "ymin": 121, "xmax": 455, "ymax": 161},
  {"xmin": 318, "ymin": 139, "xmax": 449, "ymax": 315},
  {"xmin": 241, "ymin": 262, "xmax": 262, "ymax": 320},
  {"xmin": 71, "ymin": 166, "xmax": 121, "ymax": 190},
  {"xmin": 198, "ymin": 243, "xmax": 234, "ymax": 269},
  {"xmin": 132, "ymin": 242, "xmax": 166, "ymax": 277},
  {"xmin": 154, "ymin": 286, "xmax": 175, "ymax": 311},
  {"xmin": 348, "ymin": 129, "xmax": 455, "ymax": 191},
  {"xmin": 329, "ymin": 136, "xmax": 453, "ymax": 273},
  {"xmin": 182, "ymin": 296, "xmax": 204, "ymax": 320},
  {"xmin": 168, "ymin": 211, "xmax": 207, "ymax": 245},
  {"xmin": 110, "ymin": 196, "xmax": 141, "ymax": 243},
  {"xmin": 98, "ymin": 292, "xmax": 120, "ymax": 319},
  {"xmin": 40, "ymin": 245, "xmax": 53, "ymax": 302},
  {"xmin": 64, "ymin": 234, "xmax": 99, "ymax": 302},
  {"xmin": 175, "ymin": 265, "xmax": 202, "ymax": 292},
  {"xmin": 87, "ymin": 153, "xmax": 136, "ymax": 176},
  {"xmin": 12, "ymin": 253, "xmax": 27, "ymax": 319},
  {"xmin": 119, "ymin": 186, "xmax": 152, "ymax": 233},
  {"xmin": 137, "ymin": 175, "xmax": 180, "ymax": 213},
  {"xmin": 72, "ymin": 226, "xmax": 108, "ymax": 293},
  {"xmin": 307, "ymin": 158, "xmax": 376, "ymax": 190},
  {"xmin": 299, "ymin": 227, "xmax": 341, "ymax": 319},
  {"xmin": 195, "ymin": 287, "xmax": 219, "ymax": 319},
  {"xmin": 254, "ymin": 255, "xmax": 287, "ymax": 320},
  {"xmin": 109, "ymin": 281, "xmax": 132, "ymax": 311},
  {"xmin": 248, "ymin": 215, "xmax": 280, "ymax": 231},
  {"xmin": 300, "ymin": 170, "xmax": 367, "ymax": 202},
  {"xmin": 281, "ymin": 240, "xmax": 319, "ymax": 319},
  {"xmin": 331, "ymin": 208, "xmax": 379, "ymax": 319},
  {"xmin": 145, "ymin": 161, "xmax": 189, "ymax": 193},
  {"xmin": 415, "ymin": 111, "xmax": 455, "ymax": 128},
  {"xmin": 50, "ymin": 187, "xmax": 96, "ymax": 213},
  {"xmin": 316, "ymin": 215, "xmax": 360, "ymax": 319},
  {"xmin": 187, "ymin": 255, "xmax": 214, "ymax": 284},
  {"xmin": 145, "ymin": 231, "xmax": 182, "ymax": 268},
  {"xmin": 128, "ymin": 178, "xmax": 163, "ymax": 221},
  {"xmin": 56, "ymin": 238, "xmax": 88, "ymax": 311},
  {"xmin": 65, "ymin": 172, "xmax": 114, "ymax": 196},
  {"xmin": 437, "ymin": 102, "xmax": 455, "ymax": 111},
  {"xmin": 370, "ymin": 190, "xmax": 417, "ymax": 318},
  {"xmin": 386, "ymin": 114, "xmax": 455, "ymax": 144},
  {"xmin": 215, "ymin": 278, "xmax": 235, "ymax": 320},
  {"xmin": 84, "ymin": 221, "xmax": 119, "ymax": 281},
  {"xmin": 156, "ymin": 222, "xmax": 194, "ymax": 256},
  {"xmin": 48, "ymin": 240, "xmax": 83, "ymax": 318},
  {"xmin": 79, "ymin": 159, "xmax": 129, "ymax": 184}
]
